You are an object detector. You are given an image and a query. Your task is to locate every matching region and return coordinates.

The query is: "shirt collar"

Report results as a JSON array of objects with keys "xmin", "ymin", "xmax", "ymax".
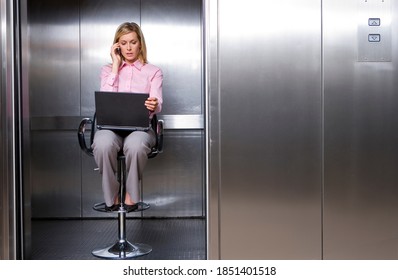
[{"xmin": 120, "ymin": 60, "xmax": 144, "ymax": 71}]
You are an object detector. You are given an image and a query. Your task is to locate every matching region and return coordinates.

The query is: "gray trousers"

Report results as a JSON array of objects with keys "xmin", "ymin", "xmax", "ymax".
[{"xmin": 92, "ymin": 129, "xmax": 156, "ymax": 206}]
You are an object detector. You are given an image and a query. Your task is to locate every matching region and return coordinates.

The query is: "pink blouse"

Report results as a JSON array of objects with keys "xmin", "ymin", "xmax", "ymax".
[{"xmin": 100, "ymin": 60, "xmax": 163, "ymax": 114}]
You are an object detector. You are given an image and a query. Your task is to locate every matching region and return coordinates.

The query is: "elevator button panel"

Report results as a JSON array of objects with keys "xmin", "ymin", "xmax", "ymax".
[{"xmin": 357, "ymin": 0, "xmax": 391, "ymax": 62}]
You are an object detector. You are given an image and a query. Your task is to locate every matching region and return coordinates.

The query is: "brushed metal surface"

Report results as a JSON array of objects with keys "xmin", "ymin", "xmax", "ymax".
[
  {"xmin": 213, "ymin": 0, "xmax": 322, "ymax": 259},
  {"xmin": 143, "ymin": 130, "xmax": 205, "ymax": 217},
  {"xmin": 139, "ymin": 0, "xmax": 204, "ymax": 218},
  {"xmin": 323, "ymin": 0, "xmax": 398, "ymax": 259},
  {"xmin": 30, "ymin": 131, "xmax": 82, "ymax": 218},
  {"xmin": 27, "ymin": 0, "xmax": 81, "ymax": 218},
  {"xmin": 28, "ymin": 0, "xmax": 80, "ymax": 117},
  {"xmin": 141, "ymin": 0, "xmax": 203, "ymax": 116},
  {"xmin": 0, "ymin": 0, "xmax": 18, "ymax": 259},
  {"xmin": 204, "ymin": 0, "xmax": 221, "ymax": 260}
]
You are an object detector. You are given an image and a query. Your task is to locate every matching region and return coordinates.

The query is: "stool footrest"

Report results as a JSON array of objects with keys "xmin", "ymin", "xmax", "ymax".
[{"xmin": 93, "ymin": 202, "xmax": 150, "ymax": 213}]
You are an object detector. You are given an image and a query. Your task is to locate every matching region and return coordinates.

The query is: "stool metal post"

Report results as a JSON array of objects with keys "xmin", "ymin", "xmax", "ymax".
[
  {"xmin": 91, "ymin": 155, "xmax": 152, "ymax": 259},
  {"xmin": 118, "ymin": 156, "xmax": 127, "ymax": 243}
]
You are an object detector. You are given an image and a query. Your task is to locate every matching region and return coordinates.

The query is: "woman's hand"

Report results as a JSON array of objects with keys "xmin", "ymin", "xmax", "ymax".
[
  {"xmin": 145, "ymin": 97, "xmax": 158, "ymax": 112},
  {"xmin": 110, "ymin": 43, "xmax": 122, "ymax": 72}
]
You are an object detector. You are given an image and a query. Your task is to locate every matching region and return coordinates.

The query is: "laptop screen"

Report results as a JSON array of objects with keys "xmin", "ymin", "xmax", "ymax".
[{"xmin": 95, "ymin": 91, "xmax": 150, "ymax": 131}]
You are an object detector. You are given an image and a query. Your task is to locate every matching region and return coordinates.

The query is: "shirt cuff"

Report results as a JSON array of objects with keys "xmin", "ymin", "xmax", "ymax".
[{"xmin": 106, "ymin": 72, "xmax": 117, "ymax": 86}]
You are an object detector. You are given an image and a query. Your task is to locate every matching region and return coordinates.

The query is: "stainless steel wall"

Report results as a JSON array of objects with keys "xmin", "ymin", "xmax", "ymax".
[
  {"xmin": 207, "ymin": 0, "xmax": 398, "ymax": 259},
  {"xmin": 1, "ymin": 0, "xmax": 26, "ymax": 260},
  {"xmin": 26, "ymin": 0, "xmax": 204, "ymax": 218},
  {"xmin": 0, "ymin": 0, "xmax": 23, "ymax": 259},
  {"xmin": 207, "ymin": 0, "xmax": 322, "ymax": 259},
  {"xmin": 0, "ymin": 0, "xmax": 16, "ymax": 260},
  {"xmin": 28, "ymin": 0, "xmax": 81, "ymax": 218},
  {"xmin": 323, "ymin": 0, "xmax": 398, "ymax": 259}
]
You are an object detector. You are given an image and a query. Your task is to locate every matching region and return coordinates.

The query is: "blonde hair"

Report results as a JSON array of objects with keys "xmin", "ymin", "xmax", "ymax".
[{"xmin": 113, "ymin": 22, "xmax": 147, "ymax": 64}]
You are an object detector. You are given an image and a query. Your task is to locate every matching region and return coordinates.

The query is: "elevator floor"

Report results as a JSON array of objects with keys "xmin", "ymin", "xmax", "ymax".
[{"xmin": 31, "ymin": 218, "xmax": 206, "ymax": 260}]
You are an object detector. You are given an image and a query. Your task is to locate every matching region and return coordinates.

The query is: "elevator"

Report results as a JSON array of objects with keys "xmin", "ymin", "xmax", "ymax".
[
  {"xmin": 27, "ymin": 0, "xmax": 204, "ymax": 219},
  {"xmin": 1, "ymin": 0, "xmax": 398, "ymax": 260}
]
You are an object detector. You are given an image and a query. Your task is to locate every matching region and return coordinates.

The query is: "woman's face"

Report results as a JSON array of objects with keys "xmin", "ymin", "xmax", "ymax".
[{"xmin": 118, "ymin": 31, "xmax": 141, "ymax": 64}]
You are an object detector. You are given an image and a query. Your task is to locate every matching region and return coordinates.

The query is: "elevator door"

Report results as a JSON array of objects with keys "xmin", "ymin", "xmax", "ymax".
[{"xmin": 212, "ymin": 0, "xmax": 322, "ymax": 259}]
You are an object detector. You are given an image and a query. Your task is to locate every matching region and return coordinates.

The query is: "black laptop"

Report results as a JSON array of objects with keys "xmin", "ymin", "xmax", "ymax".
[{"xmin": 95, "ymin": 91, "xmax": 151, "ymax": 131}]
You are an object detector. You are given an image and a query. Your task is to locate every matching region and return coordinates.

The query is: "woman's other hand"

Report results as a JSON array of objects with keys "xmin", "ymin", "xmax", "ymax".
[{"xmin": 145, "ymin": 97, "xmax": 158, "ymax": 112}]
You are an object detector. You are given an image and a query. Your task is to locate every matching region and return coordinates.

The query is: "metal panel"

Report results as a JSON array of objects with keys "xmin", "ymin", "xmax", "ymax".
[
  {"xmin": 323, "ymin": 0, "xmax": 398, "ymax": 259},
  {"xmin": 28, "ymin": 0, "xmax": 80, "ymax": 117},
  {"xmin": 31, "ymin": 131, "xmax": 81, "ymax": 218},
  {"xmin": 28, "ymin": 0, "xmax": 81, "ymax": 218},
  {"xmin": 143, "ymin": 131, "xmax": 205, "ymax": 217},
  {"xmin": 0, "ymin": 0, "xmax": 17, "ymax": 260},
  {"xmin": 141, "ymin": 0, "xmax": 203, "ymax": 115},
  {"xmin": 215, "ymin": 0, "xmax": 322, "ymax": 259},
  {"xmin": 141, "ymin": 0, "xmax": 205, "ymax": 217},
  {"xmin": 20, "ymin": 0, "xmax": 32, "ymax": 260},
  {"xmin": 204, "ymin": 0, "xmax": 221, "ymax": 260}
]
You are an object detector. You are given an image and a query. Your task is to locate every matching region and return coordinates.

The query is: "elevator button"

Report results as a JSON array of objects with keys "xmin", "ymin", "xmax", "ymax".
[
  {"xmin": 368, "ymin": 34, "xmax": 381, "ymax": 42},
  {"xmin": 368, "ymin": 18, "xmax": 381, "ymax": 26}
]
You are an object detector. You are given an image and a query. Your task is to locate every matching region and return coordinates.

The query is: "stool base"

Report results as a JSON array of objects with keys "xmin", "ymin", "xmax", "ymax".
[{"xmin": 92, "ymin": 240, "xmax": 152, "ymax": 259}]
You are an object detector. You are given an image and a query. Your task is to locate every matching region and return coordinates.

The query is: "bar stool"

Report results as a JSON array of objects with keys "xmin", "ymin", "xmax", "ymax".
[{"xmin": 78, "ymin": 114, "xmax": 164, "ymax": 259}]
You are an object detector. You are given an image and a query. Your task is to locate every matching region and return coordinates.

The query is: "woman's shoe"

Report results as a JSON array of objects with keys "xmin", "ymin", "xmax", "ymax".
[
  {"xmin": 124, "ymin": 204, "xmax": 139, "ymax": 213},
  {"xmin": 105, "ymin": 204, "xmax": 119, "ymax": 212}
]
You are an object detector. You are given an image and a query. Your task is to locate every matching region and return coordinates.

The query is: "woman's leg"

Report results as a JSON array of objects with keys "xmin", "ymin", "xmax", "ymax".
[
  {"xmin": 123, "ymin": 129, "xmax": 156, "ymax": 204},
  {"xmin": 92, "ymin": 129, "xmax": 123, "ymax": 207}
]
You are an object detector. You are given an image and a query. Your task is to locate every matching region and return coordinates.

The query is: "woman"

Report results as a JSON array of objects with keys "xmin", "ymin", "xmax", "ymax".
[{"xmin": 92, "ymin": 22, "xmax": 163, "ymax": 212}]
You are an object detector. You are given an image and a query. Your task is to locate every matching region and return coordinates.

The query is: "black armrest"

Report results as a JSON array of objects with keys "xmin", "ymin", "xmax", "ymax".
[
  {"xmin": 148, "ymin": 115, "xmax": 164, "ymax": 159},
  {"xmin": 78, "ymin": 117, "xmax": 94, "ymax": 156},
  {"xmin": 156, "ymin": 119, "xmax": 164, "ymax": 153}
]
